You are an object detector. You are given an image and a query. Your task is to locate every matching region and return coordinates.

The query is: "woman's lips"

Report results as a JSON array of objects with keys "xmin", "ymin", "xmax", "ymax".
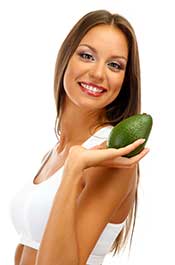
[{"xmin": 78, "ymin": 82, "xmax": 107, "ymax": 97}]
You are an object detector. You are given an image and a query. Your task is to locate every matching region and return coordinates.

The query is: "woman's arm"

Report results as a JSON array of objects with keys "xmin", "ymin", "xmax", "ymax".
[
  {"xmin": 14, "ymin": 244, "xmax": 24, "ymax": 265},
  {"xmin": 35, "ymin": 139, "xmax": 148, "ymax": 265},
  {"xmin": 35, "ymin": 167, "xmax": 83, "ymax": 265}
]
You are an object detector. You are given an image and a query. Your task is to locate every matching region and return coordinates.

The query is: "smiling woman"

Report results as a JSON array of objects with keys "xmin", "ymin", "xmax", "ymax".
[
  {"xmin": 10, "ymin": 9, "xmax": 148, "ymax": 265},
  {"xmin": 63, "ymin": 25, "xmax": 128, "ymax": 105}
]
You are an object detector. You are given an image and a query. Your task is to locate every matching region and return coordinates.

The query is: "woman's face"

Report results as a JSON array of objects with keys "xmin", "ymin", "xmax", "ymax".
[{"xmin": 63, "ymin": 24, "xmax": 128, "ymax": 114}]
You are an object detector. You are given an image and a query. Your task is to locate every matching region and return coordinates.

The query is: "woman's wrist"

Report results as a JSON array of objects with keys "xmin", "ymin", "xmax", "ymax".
[
  {"xmin": 63, "ymin": 158, "xmax": 84, "ymax": 176},
  {"xmin": 63, "ymin": 147, "xmax": 86, "ymax": 175},
  {"xmin": 61, "ymin": 163, "xmax": 84, "ymax": 192}
]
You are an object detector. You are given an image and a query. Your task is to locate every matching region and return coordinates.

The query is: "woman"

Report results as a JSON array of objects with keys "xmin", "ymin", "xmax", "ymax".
[{"xmin": 11, "ymin": 9, "xmax": 149, "ymax": 265}]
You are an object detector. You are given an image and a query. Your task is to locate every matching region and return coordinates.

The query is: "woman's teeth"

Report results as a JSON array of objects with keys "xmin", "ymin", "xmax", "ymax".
[{"xmin": 80, "ymin": 83, "xmax": 104, "ymax": 93}]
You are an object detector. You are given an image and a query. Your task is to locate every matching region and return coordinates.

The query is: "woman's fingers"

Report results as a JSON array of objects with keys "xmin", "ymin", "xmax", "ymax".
[
  {"xmin": 99, "ymin": 147, "xmax": 149, "ymax": 168},
  {"xmin": 99, "ymin": 139, "xmax": 148, "ymax": 168},
  {"xmin": 88, "ymin": 139, "xmax": 146, "ymax": 167},
  {"xmin": 90, "ymin": 138, "xmax": 145, "ymax": 153},
  {"xmin": 68, "ymin": 138, "xmax": 149, "ymax": 170},
  {"xmin": 113, "ymin": 138, "xmax": 145, "ymax": 156},
  {"xmin": 116, "ymin": 147, "xmax": 150, "ymax": 168},
  {"xmin": 128, "ymin": 147, "xmax": 149, "ymax": 163}
]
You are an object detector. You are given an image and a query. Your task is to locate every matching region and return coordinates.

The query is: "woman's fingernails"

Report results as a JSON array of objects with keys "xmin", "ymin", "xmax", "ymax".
[{"xmin": 139, "ymin": 138, "xmax": 146, "ymax": 144}]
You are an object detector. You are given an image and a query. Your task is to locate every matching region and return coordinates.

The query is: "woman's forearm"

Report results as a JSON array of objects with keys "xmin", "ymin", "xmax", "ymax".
[{"xmin": 35, "ymin": 170, "xmax": 83, "ymax": 265}]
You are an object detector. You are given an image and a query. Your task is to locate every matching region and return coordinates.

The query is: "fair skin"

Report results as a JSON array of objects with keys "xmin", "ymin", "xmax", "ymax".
[{"xmin": 15, "ymin": 25, "xmax": 149, "ymax": 265}]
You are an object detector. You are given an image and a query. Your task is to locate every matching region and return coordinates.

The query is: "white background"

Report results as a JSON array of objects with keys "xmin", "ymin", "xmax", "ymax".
[{"xmin": 0, "ymin": 0, "xmax": 174, "ymax": 264}]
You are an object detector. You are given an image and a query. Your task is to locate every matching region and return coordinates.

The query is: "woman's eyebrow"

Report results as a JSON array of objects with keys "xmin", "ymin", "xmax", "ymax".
[
  {"xmin": 78, "ymin": 44, "xmax": 127, "ymax": 61},
  {"xmin": 79, "ymin": 44, "xmax": 97, "ymax": 53}
]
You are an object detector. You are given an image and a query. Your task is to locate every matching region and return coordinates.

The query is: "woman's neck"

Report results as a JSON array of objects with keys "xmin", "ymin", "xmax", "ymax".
[{"xmin": 57, "ymin": 106, "xmax": 105, "ymax": 152}]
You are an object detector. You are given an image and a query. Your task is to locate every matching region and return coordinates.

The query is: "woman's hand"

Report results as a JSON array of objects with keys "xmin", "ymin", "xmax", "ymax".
[{"xmin": 64, "ymin": 138, "xmax": 149, "ymax": 173}]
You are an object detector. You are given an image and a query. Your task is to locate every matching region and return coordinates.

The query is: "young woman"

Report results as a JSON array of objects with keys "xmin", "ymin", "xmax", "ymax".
[{"xmin": 11, "ymin": 9, "xmax": 149, "ymax": 265}]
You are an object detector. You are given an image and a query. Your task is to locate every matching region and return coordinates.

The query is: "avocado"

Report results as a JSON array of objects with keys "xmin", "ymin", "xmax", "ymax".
[{"xmin": 107, "ymin": 113, "xmax": 153, "ymax": 157}]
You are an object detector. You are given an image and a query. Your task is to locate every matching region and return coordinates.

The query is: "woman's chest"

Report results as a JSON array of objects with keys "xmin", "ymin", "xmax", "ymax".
[{"xmin": 34, "ymin": 148, "xmax": 69, "ymax": 184}]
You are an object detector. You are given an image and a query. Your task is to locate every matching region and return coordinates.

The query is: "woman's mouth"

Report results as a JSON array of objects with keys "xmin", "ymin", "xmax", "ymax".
[{"xmin": 78, "ymin": 82, "xmax": 107, "ymax": 97}]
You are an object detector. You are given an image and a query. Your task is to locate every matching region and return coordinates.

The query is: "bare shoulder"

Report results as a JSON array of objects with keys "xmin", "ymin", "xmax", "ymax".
[
  {"xmin": 83, "ymin": 165, "xmax": 137, "ymax": 203},
  {"xmin": 84, "ymin": 165, "xmax": 138, "ymax": 223}
]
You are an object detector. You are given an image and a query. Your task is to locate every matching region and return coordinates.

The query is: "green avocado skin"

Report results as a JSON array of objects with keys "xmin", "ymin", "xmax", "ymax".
[{"xmin": 107, "ymin": 113, "xmax": 153, "ymax": 158}]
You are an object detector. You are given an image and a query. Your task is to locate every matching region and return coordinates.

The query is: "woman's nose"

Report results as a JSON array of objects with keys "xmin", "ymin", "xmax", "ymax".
[{"xmin": 88, "ymin": 62, "xmax": 105, "ymax": 83}]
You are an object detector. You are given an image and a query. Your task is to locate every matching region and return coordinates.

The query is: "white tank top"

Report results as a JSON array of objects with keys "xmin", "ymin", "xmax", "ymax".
[{"xmin": 10, "ymin": 126, "xmax": 126, "ymax": 265}]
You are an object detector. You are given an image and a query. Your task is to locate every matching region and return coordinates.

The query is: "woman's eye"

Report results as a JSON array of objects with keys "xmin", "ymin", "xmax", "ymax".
[
  {"xmin": 108, "ymin": 62, "xmax": 122, "ymax": 71},
  {"xmin": 79, "ymin": 52, "xmax": 94, "ymax": 61}
]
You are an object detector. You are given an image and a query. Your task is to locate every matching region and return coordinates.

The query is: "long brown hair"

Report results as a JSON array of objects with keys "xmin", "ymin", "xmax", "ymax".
[{"xmin": 53, "ymin": 10, "xmax": 141, "ymax": 254}]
